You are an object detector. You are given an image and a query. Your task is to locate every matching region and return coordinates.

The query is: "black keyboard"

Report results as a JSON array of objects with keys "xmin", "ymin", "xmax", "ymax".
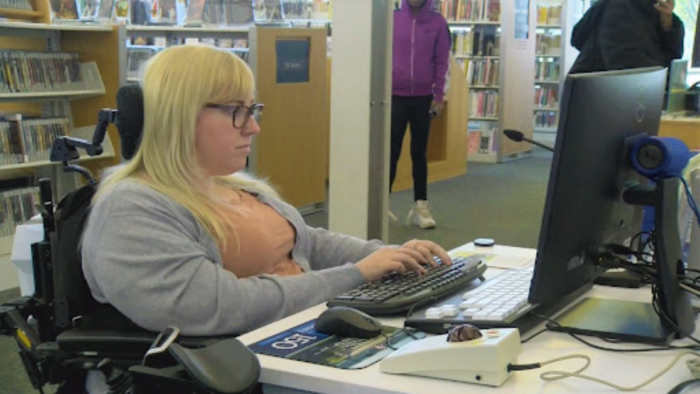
[{"xmin": 327, "ymin": 255, "xmax": 487, "ymax": 315}]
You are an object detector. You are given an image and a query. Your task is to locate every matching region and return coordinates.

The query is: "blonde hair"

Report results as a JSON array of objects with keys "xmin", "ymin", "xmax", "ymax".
[{"xmin": 96, "ymin": 44, "xmax": 279, "ymax": 249}]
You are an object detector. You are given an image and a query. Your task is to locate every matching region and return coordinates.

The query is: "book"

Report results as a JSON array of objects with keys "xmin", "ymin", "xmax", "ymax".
[
  {"xmin": 114, "ymin": 0, "xmax": 129, "ymax": 18},
  {"xmin": 50, "ymin": 0, "xmax": 80, "ymax": 20},
  {"xmin": 79, "ymin": 0, "xmax": 98, "ymax": 19},
  {"xmin": 223, "ymin": 0, "xmax": 254, "ymax": 25},
  {"xmin": 185, "ymin": 0, "xmax": 206, "ymax": 24},
  {"xmin": 96, "ymin": 0, "xmax": 114, "ymax": 19}
]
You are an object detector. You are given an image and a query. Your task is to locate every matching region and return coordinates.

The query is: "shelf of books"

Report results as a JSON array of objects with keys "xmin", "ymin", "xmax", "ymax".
[
  {"xmin": 533, "ymin": 0, "xmax": 563, "ymax": 144},
  {"xmin": 0, "ymin": 16, "xmax": 122, "ymax": 257},
  {"xmin": 438, "ymin": 0, "xmax": 535, "ymax": 163},
  {"xmin": 532, "ymin": 0, "xmax": 591, "ymax": 145}
]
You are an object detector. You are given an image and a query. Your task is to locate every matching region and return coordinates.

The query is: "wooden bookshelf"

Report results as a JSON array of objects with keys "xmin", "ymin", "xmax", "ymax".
[
  {"xmin": 0, "ymin": 8, "xmax": 42, "ymax": 19},
  {"xmin": 0, "ymin": 23, "xmax": 123, "ymax": 257},
  {"xmin": 444, "ymin": 0, "xmax": 536, "ymax": 163}
]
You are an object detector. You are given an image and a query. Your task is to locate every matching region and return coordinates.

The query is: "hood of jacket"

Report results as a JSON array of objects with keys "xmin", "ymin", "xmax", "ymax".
[{"xmin": 401, "ymin": 0, "xmax": 435, "ymax": 19}]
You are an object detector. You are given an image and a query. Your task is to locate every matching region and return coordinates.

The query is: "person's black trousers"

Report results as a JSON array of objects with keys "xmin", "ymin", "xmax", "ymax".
[{"xmin": 389, "ymin": 95, "xmax": 433, "ymax": 201}]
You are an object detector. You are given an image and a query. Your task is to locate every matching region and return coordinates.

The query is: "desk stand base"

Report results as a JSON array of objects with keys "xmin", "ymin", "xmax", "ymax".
[{"xmin": 551, "ymin": 297, "xmax": 675, "ymax": 346}]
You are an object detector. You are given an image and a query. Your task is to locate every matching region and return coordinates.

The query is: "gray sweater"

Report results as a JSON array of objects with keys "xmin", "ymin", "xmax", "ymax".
[{"xmin": 81, "ymin": 180, "xmax": 381, "ymax": 335}]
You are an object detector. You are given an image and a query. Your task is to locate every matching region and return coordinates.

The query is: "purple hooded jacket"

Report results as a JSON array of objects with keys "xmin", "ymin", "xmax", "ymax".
[{"xmin": 392, "ymin": 0, "xmax": 451, "ymax": 103}]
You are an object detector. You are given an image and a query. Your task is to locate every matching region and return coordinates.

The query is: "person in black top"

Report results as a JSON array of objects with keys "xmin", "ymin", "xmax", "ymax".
[{"xmin": 569, "ymin": 0, "xmax": 685, "ymax": 74}]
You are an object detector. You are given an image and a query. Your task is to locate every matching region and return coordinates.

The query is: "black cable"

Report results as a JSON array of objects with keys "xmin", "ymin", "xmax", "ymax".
[
  {"xmin": 508, "ymin": 362, "xmax": 542, "ymax": 371},
  {"xmin": 404, "ymin": 296, "xmax": 438, "ymax": 320},
  {"xmin": 667, "ymin": 379, "xmax": 700, "ymax": 394},
  {"xmin": 521, "ymin": 328, "xmax": 548, "ymax": 344},
  {"xmin": 531, "ymin": 309, "xmax": 700, "ymax": 352},
  {"xmin": 401, "ymin": 327, "xmax": 422, "ymax": 341},
  {"xmin": 381, "ymin": 333, "xmax": 398, "ymax": 350}
]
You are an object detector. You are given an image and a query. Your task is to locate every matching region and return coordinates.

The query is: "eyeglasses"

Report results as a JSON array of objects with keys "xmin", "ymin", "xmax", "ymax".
[{"xmin": 205, "ymin": 103, "xmax": 264, "ymax": 129}]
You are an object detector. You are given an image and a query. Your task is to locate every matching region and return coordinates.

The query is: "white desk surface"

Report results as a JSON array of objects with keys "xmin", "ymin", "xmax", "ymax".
[{"xmin": 238, "ymin": 244, "xmax": 700, "ymax": 394}]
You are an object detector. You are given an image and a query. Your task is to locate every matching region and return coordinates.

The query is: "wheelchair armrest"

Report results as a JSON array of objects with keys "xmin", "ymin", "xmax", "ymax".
[
  {"xmin": 57, "ymin": 328, "xmax": 239, "ymax": 357},
  {"xmin": 57, "ymin": 328, "xmax": 157, "ymax": 355},
  {"xmin": 168, "ymin": 338, "xmax": 260, "ymax": 394}
]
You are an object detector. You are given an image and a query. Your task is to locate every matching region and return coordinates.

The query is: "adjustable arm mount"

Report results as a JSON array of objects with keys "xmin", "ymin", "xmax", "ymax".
[{"xmin": 50, "ymin": 109, "xmax": 118, "ymax": 185}]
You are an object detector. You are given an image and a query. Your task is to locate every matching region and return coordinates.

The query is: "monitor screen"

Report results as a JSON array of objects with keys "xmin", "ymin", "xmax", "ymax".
[{"xmin": 694, "ymin": 5, "xmax": 700, "ymax": 68}]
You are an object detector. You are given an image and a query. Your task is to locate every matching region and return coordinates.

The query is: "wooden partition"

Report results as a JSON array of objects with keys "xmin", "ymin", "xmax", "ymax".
[
  {"xmin": 392, "ymin": 56, "xmax": 470, "ymax": 192},
  {"xmin": 659, "ymin": 116, "xmax": 700, "ymax": 150},
  {"xmin": 248, "ymin": 27, "xmax": 328, "ymax": 208}
]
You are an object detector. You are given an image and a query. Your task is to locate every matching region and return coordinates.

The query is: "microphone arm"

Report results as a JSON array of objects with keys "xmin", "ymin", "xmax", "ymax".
[{"xmin": 503, "ymin": 129, "xmax": 555, "ymax": 153}]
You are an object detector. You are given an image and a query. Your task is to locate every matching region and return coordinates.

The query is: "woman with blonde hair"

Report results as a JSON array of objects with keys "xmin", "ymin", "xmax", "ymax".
[{"xmin": 81, "ymin": 44, "xmax": 452, "ymax": 336}]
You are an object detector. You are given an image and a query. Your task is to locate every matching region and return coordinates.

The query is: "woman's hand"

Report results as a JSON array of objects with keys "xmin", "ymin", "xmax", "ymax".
[
  {"xmin": 355, "ymin": 247, "xmax": 428, "ymax": 282},
  {"xmin": 401, "ymin": 239, "xmax": 453, "ymax": 266}
]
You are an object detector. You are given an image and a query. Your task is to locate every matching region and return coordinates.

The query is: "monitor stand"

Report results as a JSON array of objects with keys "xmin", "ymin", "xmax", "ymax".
[{"xmin": 550, "ymin": 297, "xmax": 675, "ymax": 346}]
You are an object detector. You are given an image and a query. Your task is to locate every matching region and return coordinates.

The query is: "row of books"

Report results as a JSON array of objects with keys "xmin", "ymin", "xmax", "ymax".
[
  {"xmin": 536, "ymin": 4, "xmax": 562, "ymax": 25},
  {"xmin": 283, "ymin": 0, "xmax": 331, "ymax": 20},
  {"xmin": 130, "ymin": 36, "xmax": 248, "ymax": 48},
  {"xmin": 464, "ymin": 58, "xmax": 499, "ymax": 87},
  {"xmin": 127, "ymin": 38, "xmax": 249, "ymax": 78},
  {"xmin": 48, "ymin": 0, "xmax": 331, "ymax": 26},
  {"xmin": 469, "ymin": 90, "xmax": 498, "ymax": 118},
  {"xmin": 467, "ymin": 125, "xmax": 498, "ymax": 154},
  {"xmin": 534, "ymin": 111, "xmax": 558, "ymax": 129},
  {"xmin": 0, "ymin": 116, "xmax": 70, "ymax": 165},
  {"xmin": 0, "ymin": 52, "xmax": 84, "ymax": 94},
  {"xmin": 0, "ymin": 0, "xmax": 32, "ymax": 10},
  {"xmin": 436, "ymin": 0, "xmax": 500, "ymax": 22},
  {"xmin": 534, "ymin": 86, "xmax": 558, "ymax": 108},
  {"xmin": 535, "ymin": 59, "xmax": 559, "ymax": 82},
  {"xmin": 451, "ymin": 27, "xmax": 500, "ymax": 57},
  {"xmin": 0, "ymin": 186, "xmax": 39, "ymax": 237},
  {"xmin": 536, "ymin": 32, "xmax": 562, "ymax": 55}
]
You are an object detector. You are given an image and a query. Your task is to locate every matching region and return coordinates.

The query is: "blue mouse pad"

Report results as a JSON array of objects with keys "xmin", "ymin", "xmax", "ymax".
[{"xmin": 249, "ymin": 320, "xmax": 426, "ymax": 370}]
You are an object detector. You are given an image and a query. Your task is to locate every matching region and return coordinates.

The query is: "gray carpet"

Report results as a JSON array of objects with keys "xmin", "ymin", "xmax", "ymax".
[{"xmin": 0, "ymin": 152, "xmax": 552, "ymax": 394}]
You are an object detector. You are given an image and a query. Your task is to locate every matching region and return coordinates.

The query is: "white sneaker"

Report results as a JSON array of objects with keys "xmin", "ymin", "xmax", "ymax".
[{"xmin": 407, "ymin": 200, "xmax": 436, "ymax": 229}]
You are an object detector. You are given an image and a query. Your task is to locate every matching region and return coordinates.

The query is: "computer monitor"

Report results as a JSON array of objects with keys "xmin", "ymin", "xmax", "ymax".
[{"xmin": 527, "ymin": 67, "xmax": 692, "ymax": 345}]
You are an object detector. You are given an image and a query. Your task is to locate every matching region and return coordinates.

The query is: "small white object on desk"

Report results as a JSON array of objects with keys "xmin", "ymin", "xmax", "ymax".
[
  {"xmin": 379, "ymin": 328, "xmax": 521, "ymax": 387},
  {"xmin": 484, "ymin": 254, "xmax": 535, "ymax": 269}
]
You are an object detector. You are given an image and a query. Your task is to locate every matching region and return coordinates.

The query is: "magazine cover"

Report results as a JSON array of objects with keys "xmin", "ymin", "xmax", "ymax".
[
  {"xmin": 50, "ymin": 0, "xmax": 80, "ymax": 20},
  {"xmin": 185, "ymin": 0, "xmax": 206, "ymax": 24},
  {"xmin": 155, "ymin": 0, "xmax": 177, "ymax": 22},
  {"xmin": 96, "ymin": 0, "xmax": 114, "ymax": 19},
  {"xmin": 253, "ymin": 0, "xmax": 284, "ymax": 23},
  {"xmin": 114, "ymin": 0, "xmax": 129, "ymax": 18},
  {"xmin": 249, "ymin": 320, "xmax": 426, "ymax": 370},
  {"xmin": 224, "ymin": 0, "xmax": 253, "ymax": 25},
  {"xmin": 79, "ymin": 0, "xmax": 98, "ymax": 19}
]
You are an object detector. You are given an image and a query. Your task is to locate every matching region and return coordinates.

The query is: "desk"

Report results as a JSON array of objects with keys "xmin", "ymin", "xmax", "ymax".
[{"xmin": 238, "ymin": 244, "xmax": 700, "ymax": 394}]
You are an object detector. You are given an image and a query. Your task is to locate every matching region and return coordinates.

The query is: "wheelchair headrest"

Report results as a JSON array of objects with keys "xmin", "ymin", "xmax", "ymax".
[{"xmin": 116, "ymin": 84, "xmax": 144, "ymax": 160}]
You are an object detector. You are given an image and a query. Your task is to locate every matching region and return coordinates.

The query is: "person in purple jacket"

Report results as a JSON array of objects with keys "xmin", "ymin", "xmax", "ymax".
[{"xmin": 390, "ymin": 0, "xmax": 450, "ymax": 229}]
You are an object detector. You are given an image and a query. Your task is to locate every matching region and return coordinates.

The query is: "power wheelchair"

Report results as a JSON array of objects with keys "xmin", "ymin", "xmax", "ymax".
[{"xmin": 0, "ymin": 85, "xmax": 261, "ymax": 394}]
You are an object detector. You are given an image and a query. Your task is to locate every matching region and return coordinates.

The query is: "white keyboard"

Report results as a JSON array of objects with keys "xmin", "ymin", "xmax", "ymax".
[{"xmin": 424, "ymin": 267, "xmax": 535, "ymax": 323}]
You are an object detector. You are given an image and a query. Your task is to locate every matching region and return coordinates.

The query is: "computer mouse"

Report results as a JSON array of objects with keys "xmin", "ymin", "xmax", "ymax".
[{"xmin": 314, "ymin": 306, "xmax": 383, "ymax": 339}]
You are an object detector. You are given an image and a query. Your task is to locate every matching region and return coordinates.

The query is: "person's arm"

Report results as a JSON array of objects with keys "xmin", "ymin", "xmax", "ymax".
[
  {"xmin": 432, "ymin": 20, "xmax": 451, "ymax": 103},
  {"xmin": 82, "ymin": 196, "xmax": 365, "ymax": 336},
  {"xmin": 660, "ymin": 14, "xmax": 684, "ymax": 60},
  {"xmin": 598, "ymin": 0, "xmax": 658, "ymax": 69},
  {"xmin": 304, "ymin": 225, "xmax": 384, "ymax": 270}
]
